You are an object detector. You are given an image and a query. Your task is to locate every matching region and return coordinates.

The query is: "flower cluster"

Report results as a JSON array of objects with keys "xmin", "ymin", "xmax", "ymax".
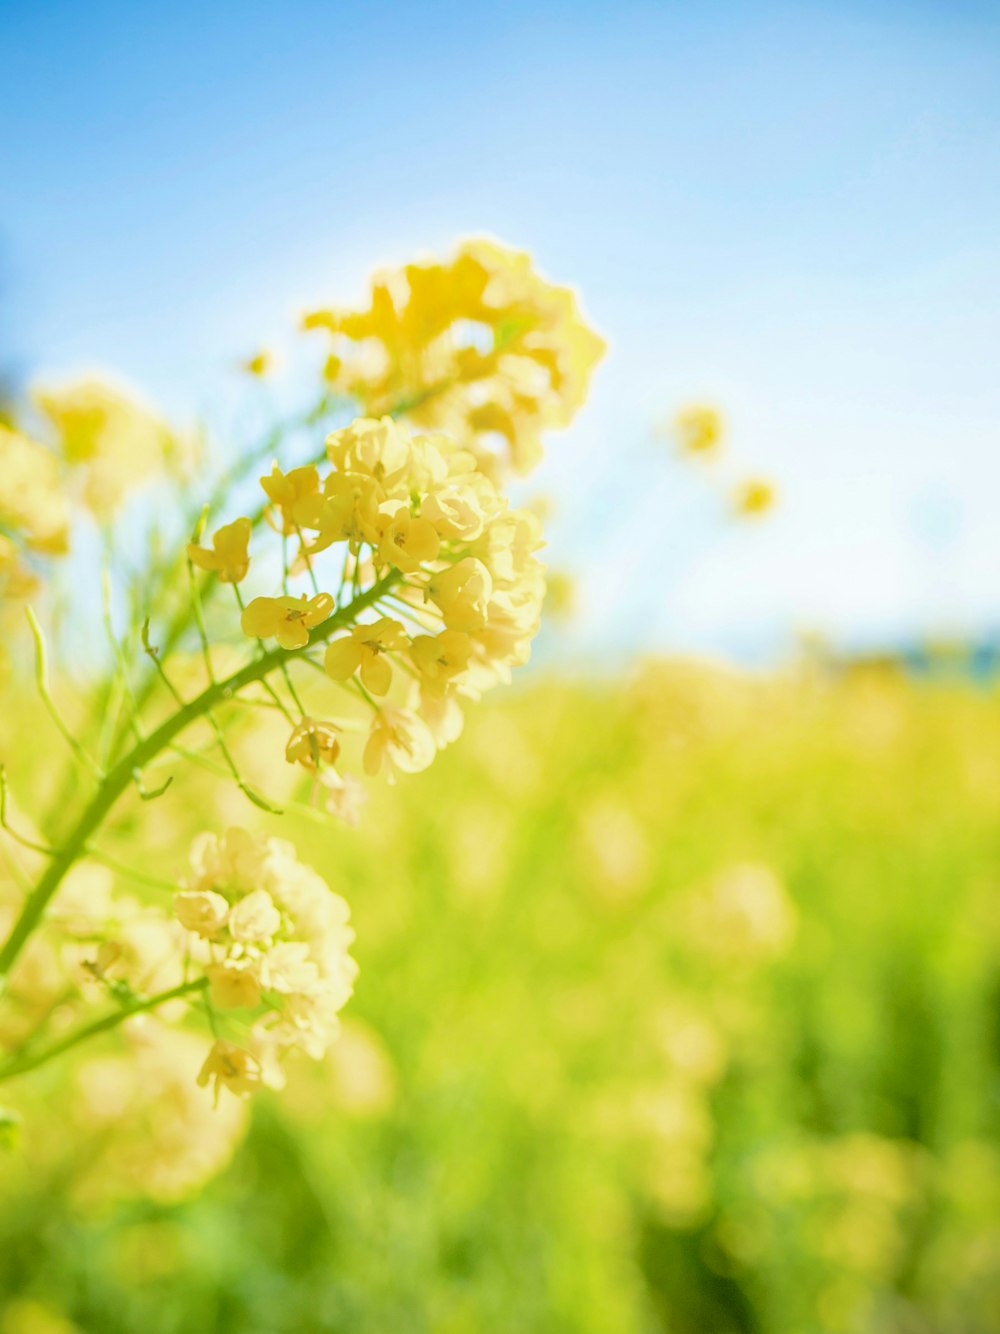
[
  {"xmin": 0, "ymin": 424, "xmax": 70, "ymax": 607},
  {"xmin": 174, "ymin": 827, "xmax": 358, "ymax": 1099},
  {"xmin": 190, "ymin": 414, "xmax": 547, "ymax": 798},
  {"xmin": 302, "ymin": 238, "xmax": 605, "ymax": 476},
  {"xmin": 32, "ymin": 376, "xmax": 178, "ymax": 517}
]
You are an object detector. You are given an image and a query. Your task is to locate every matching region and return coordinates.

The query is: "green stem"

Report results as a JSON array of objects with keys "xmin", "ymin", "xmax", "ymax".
[
  {"xmin": 0, "ymin": 978, "xmax": 208, "ymax": 1084},
  {"xmin": 0, "ymin": 573, "xmax": 397, "ymax": 987}
]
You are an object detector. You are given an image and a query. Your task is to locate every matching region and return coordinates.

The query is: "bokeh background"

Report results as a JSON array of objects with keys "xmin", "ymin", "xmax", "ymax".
[{"xmin": 3, "ymin": 2, "xmax": 1000, "ymax": 1332}]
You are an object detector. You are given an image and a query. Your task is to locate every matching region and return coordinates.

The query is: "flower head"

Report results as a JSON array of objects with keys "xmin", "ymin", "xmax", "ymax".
[
  {"xmin": 303, "ymin": 239, "xmax": 604, "ymax": 477},
  {"xmin": 197, "ymin": 1039, "xmax": 262, "ymax": 1103},
  {"xmin": 324, "ymin": 618, "xmax": 407, "ymax": 696},
  {"xmin": 176, "ymin": 829, "xmax": 358, "ymax": 1096},
  {"xmin": 674, "ymin": 404, "xmax": 723, "ymax": 458},
  {"xmin": 285, "ymin": 717, "xmax": 342, "ymax": 771},
  {"xmin": 187, "ymin": 516, "xmax": 251, "ymax": 583},
  {"xmin": 732, "ymin": 478, "xmax": 776, "ymax": 518},
  {"xmin": 241, "ymin": 592, "xmax": 334, "ymax": 649}
]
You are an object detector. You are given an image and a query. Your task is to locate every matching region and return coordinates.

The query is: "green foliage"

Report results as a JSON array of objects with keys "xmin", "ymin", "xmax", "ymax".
[{"xmin": 2, "ymin": 664, "xmax": 999, "ymax": 1333}]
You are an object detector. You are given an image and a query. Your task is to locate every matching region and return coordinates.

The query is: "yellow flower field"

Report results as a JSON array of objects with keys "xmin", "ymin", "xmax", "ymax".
[{"xmin": 2, "ymin": 660, "xmax": 998, "ymax": 1332}]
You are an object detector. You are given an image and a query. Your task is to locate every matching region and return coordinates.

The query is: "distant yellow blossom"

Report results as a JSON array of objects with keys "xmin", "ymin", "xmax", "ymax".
[
  {"xmin": 732, "ymin": 478, "xmax": 776, "ymax": 517},
  {"xmin": 674, "ymin": 404, "xmax": 723, "ymax": 458},
  {"xmin": 33, "ymin": 376, "xmax": 173, "ymax": 516},
  {"xmin": 241, "ymin": 349, "xmax": 274, "ymax": 377},
  {"xmin": 0, "ymin": 425, "xmax": 70, "ymax": 555}
]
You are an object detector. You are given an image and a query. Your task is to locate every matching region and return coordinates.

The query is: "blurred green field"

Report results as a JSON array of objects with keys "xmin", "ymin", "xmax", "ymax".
[{"xmin": 2, "ymin": 661, "xmax": 1000, "ymax": 1334}]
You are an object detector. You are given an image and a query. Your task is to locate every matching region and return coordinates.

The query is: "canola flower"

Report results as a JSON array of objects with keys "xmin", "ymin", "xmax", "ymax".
[
  {"xmin": 32, "ymin": 376, "xmax": 177, "ymax": 517},
  {"xmin": 732, "ymin": 476, "xmax": 777, "ymax": 517},
  {"xmin": 0, "ymin": 237, "xmax": 601, "ymax": 1109},
  {"xmin": 666, "ymin": 401, "xmax": 779, "ymax": 523},
  {"xmin": 302, "ymin": 238, "xmax": 605, "ymax": 477},
  {"xmin": 176, "ymin": 827, "xmax": 358, "ymax": 1098},
  {"xmin": 673, "ymin": 404, "xmax": 724, "ymax": 458}
]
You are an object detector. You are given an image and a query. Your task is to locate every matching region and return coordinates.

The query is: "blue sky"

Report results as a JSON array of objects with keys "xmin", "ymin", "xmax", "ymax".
[{"xmin": 4, "ymin": 0, "xmax": 1000, "ymax": 662}]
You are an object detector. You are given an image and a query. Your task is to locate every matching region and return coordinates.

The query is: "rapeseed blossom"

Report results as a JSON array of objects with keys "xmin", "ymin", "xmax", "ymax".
[
  {"xmin": 302, "ymin": 239, "xmax": 605, "ymax": 476},
  {"xmin": 187, "ymin": 517, "xmax": 252, "ymax": 583},
  {"xmin": 673, "ymin": 404, "xmax": 724, "ymax": 458},
  {"xmin": 208, "ymin": 415, "xmax": 548, "ymax": 794},
  {"xmin": 32, "ymin": 376, "xmax": 175, "ymax": 517},
  {"xmin": 732, "ymin": 477, "xmax": 776, "ymax": 517},
  {"xmin": 175, "ymin": 827, "xmax": 358, "ymax": 1098}
]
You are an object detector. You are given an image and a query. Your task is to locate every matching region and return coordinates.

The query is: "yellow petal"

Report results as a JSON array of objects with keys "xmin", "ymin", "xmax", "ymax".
[
  {"xmin": 241, "ymin": 597, "xmax": 278, "ymax": 639},
  {"xmin": 324, "ymin": 637, "xmax": 363, "ymax": 680},
  {"xmin": 362, "ymin": 651, "xmax": 392, "ymax": 696}
]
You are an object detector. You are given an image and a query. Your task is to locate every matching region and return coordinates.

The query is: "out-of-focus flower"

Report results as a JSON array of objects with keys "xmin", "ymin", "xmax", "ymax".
[
  {"xmin": 196, "ymin": 1039, "xmax": 263, "ymax": 1102},
  {"xmin": 302, "ymin": 238, "xmax": 604, "ymax": 476},
  {"xmin": 32, "ymin": 376, "xmax": 173, "ymax": 517},
  {"xmin": 673, "ymin": 404, "xmax": 723, "ymax": 458},
  {"xmin": 175, "ymin": 828, "xmax": 358, "ymax": 1097},
  {"xmin": 285, "ymin": 716, "xmax": 342, "ymax": 771},
  {"xmin": 318, "ymin": 769, "xmax": 367, "ymax": 825},
  {"xmin": 241, "ymin": 349, "xmax": 275, "ymax": 377},
  {"xmin": 363, "ymin": 705, "xmax": 436, "ymax": 780},
  {"xmin": 0, "ymin": 425, "xmax": 71, "ymax": 556},
  {"xmin": 686, "ymin": 862, "xmax": 797, "ymax": 965},
  {"xmin": 732, "ymin": 477, "xmax": 776, "ymax": 517}
]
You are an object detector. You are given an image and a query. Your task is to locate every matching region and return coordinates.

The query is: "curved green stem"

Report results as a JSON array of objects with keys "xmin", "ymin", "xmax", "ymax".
[
  {"xmin": 0, "ymin": 978, "xmax": 208, "ymax": 1084},
  {"xmin": 0, "ymin": 572, "xmax": 397, "ymax": 988}
]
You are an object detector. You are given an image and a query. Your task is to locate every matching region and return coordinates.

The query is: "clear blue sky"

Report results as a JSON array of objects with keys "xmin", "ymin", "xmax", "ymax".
[{"xmin": 4, "ymin": 0, "xmax": 1000, "ymax": 661}]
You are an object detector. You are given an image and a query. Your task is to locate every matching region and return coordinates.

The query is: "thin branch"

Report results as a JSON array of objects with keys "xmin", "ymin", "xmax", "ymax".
[
  {"xmin": 0, "ymin": 978, "xmax": 208, "ymax": 1084},
  {"xmin": 0, "ymin": 767, "xmax": 55, "ymax": 856},
  {"xmin": 25, "ymin": 608, "xmax": 104, "ymax": 779}
]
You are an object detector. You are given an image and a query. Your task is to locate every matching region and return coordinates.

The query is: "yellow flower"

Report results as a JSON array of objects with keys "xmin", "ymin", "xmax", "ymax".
[
  {"xmin": 33, "ymin": 376, "xmax": 172, "ymax": 516},
  {"xmin": 325, "ymin": 416, "xmax": 412, "ymax": 486},
  {"xmin": 260, "ymin": 463, "xmax": 321, "ymax": 534},
  {"xmin": 318, "ymin": 770, "xmax": 367, "ymax": 826},
  {"xmin": 173, "ymin": 890, "xmax": 229, "ymax": 938},
  {"xmin": 303, "ymin": 240, "xmax": 605, "ymax": 477},
  {"xmin": 205, "ymin": 961, "xmax": 261, "ymax": 1010},
  {"xmin": 410, "ymin": 629, "xmax": 472, "ymax": 690},
  {"xmin": 426, "ymin": 558, "xmax": 492, "ymax": 631},
  {"xmin": 0, "ymin": 425, "xmax": 71, "ymax": 555},
  {"xmin": 258, "ymin": 941, "xmax": 321, "ymax": 995},
  {"xmin": 241, "ymin": 349, "xmax": 273, "ymax": 377},
  {"xmin": 363, "ymin": 706, "xmax": 436, "ymax": 779},
  {"xmin": 228, "ymin": 888, "xmax": 281, "ymax": 943},
  {"xmin": 241, "ymin": 592, "xmax": 334, "ymax": 649},
  {"xmin": 324, "ymin": 618, "xmax": 408, "ymax": 696},
  {"xmin": 187, "ymin": 516, "xmax": 251, "ymax": 583},
  {"xmin": 284, "ymin": 717, "xmax": 342, "ymax": 770},
  {"xmin": 376, "ymin": 505, "xmax": 440, "ymax": 573},
  {"xmin": 732, "ymin": 478, "xmax": 776, "ymax": 517},
  {"xmin": 308, "ymin": 473, "xmax": 382, "ymax": 554},
  {"xmin": 673, "ymin": 404, "xmax": 723, "ymax": 457},
  {"xmin": 197, "ymin": 1039, "xmax": 262, "ymax": 1101}
]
